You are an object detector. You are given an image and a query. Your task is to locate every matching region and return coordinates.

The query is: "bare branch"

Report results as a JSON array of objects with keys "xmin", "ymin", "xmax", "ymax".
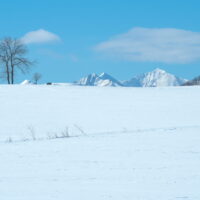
[{"xmin": 0, "ymin": 37, "xmax": 34, "ymax": 84}]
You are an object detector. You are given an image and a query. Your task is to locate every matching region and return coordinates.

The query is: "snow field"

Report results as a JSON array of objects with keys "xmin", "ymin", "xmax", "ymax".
[
  {"xmin": 0, "ymin": 85, "xmax": 199, "ymax": 141},
  {"xmin": 0, "ymin": 85, "xmax": 200, "ymax": 199}
]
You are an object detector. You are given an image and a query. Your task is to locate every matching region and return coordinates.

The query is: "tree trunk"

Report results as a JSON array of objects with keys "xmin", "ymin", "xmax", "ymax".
[
  {"xmin": 11, "ymin": 65, "xmax": 14, "ymax": 84},
  {"xmin": 5, "ymin": 63, "xmax": 10, "ymax": 84}
]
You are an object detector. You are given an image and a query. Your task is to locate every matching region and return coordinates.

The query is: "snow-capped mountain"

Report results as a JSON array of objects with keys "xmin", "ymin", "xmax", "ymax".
[
  {"xmin": 75, "ymin": 72, "xmax": 123, "ymax": 87},
  {"xmin": 123, "ymin": 68, "xmax": 187, "ymax": 87},
  {"xmin": 20, "ymin": 80, "xmax": 32, "ymax": 85},
  {"xmin": 75, "ymin": 69, "xmax": 187, "ymax": 87}
]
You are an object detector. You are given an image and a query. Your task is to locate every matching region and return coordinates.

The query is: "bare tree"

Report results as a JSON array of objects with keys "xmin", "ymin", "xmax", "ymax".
[
  {"xmin": 0, "ymin": 39, "xmax": 11, "ymax": 84},
  {"xmin": 33, "ymin": 72, "xmax": 42, "ymax": 84},
  {"xmin": 0, "ymin": 37, "xmax": 33, "ymax": 84}
]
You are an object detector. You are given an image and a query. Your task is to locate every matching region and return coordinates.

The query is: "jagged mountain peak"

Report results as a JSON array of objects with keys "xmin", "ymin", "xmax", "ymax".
[
  {"xmin": 124, "ymin": 68, "xmax": 187, "ymax": 87},
  {"xmin": 75, "ymin": 69, "xmax": 187, "ymax": 87},
  {"xmin": 99, "ymin": 72, "xmax": 110, "ymax": 78},
  {"xmin": 75, "ymin": 72, "xmax": 122, "ymax": 87},
  {"xmin": 90, "ymin": 73, "xmax": 98, "ymax": 77}
]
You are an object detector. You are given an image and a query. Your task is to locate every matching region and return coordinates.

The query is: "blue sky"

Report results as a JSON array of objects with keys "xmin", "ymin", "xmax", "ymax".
[{"xmin": 1, "ymin": 0, "xmax": 200, "ymax": 83}]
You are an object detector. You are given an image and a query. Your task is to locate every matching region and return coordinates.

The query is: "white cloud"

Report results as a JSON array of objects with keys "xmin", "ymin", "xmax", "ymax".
[
  {"xmin": 95, "ymin": 27, "xmax": 200, "ymax": 64},
  {"xmin": 21, "ymin": 29, "xmax": 61, "ymax": 44}
]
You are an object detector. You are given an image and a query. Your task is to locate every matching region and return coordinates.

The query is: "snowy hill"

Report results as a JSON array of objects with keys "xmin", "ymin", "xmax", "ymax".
[
  {"xmin": 123, "ymin": 68, "xmax": 187, "ymax": 87},
  {"xmin": 20, "ymin": 80, "xmax": 32, "ymax": 85},
  {"xmin": 0, "ymin": 85, "xmax": 200, "ymax": 200},
  {"xmin": 75, "ymin": 72, "xmax": 123, "ymax": 87},
  {"xmin": 0, "ymin": 85, "xmax": 199, "ymax": 140}
]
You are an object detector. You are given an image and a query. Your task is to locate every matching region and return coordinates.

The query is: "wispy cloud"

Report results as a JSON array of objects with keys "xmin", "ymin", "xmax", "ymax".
[
  {"xmin": 21, "ymin": 29, "xmax": 61, "ymax": 44},
  {"xmin": 95, "ymin": 27, "xmax": 200, "ymax": 64}
]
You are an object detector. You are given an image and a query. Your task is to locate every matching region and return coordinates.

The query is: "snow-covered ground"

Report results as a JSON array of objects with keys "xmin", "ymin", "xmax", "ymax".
[{"xmin": 0, "ymin": 85, "xmax": 200, "ymax": 200}]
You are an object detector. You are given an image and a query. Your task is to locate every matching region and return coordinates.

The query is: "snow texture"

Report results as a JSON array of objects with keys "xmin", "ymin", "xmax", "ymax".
[{"xmin": 0, "ymin": 85, "xmax": 200, "ymax": 200}]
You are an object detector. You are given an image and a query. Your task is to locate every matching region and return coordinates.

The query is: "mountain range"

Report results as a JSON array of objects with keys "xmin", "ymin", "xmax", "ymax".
[
  {"xmin": 75, "ymin": 72, "xmax": 123, "ymax": 87},
  {"xmin": 75, "ymin": 68, "xmax": 187, "ymax": 87}
]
